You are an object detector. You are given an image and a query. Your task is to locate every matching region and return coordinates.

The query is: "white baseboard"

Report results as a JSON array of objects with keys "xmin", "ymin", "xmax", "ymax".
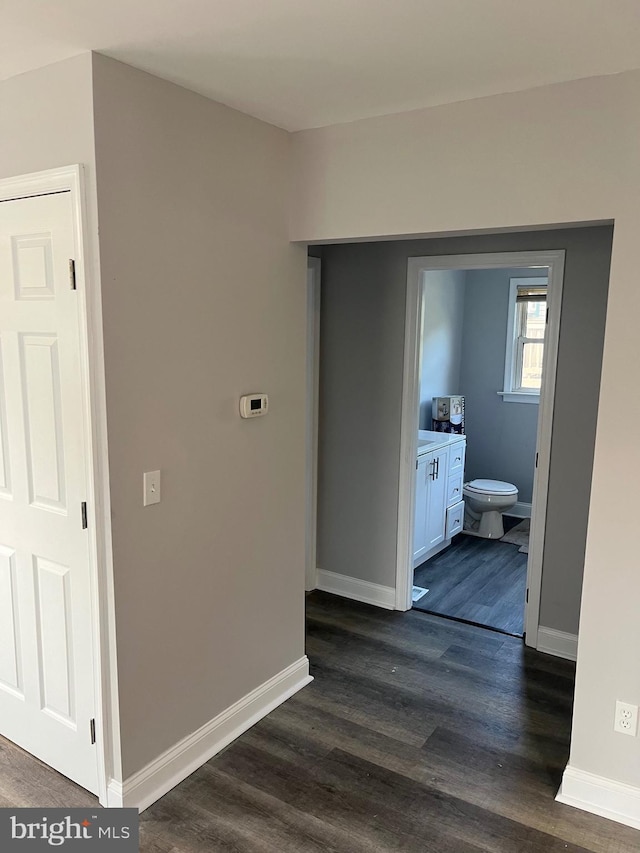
[
  {"xmin": 509, "ymin": 501, "xmax": 532, "ymax": 518},
  {"xmin": 557, "ymin": 765, "xmax": 640, "ymax": 831},
  {"xmin": 536, "ymin": 626, "xmax": 578, "ymax": 662},
  {"xmin": 108, "ymin": 656, "xmax": 312, "ymax": 812},
  {"xmin": 316, "ymin": 568, "xmax": 396, "ymax": 610}
]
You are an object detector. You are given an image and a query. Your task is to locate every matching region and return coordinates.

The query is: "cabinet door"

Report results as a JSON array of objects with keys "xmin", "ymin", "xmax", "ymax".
[
  {"xmin": 413, "ymin": 454, "xmax": 430, "ymax": 563},
  {"xmin": 425, "ymin": 448, "xmax": 449, "ymax": 550}
]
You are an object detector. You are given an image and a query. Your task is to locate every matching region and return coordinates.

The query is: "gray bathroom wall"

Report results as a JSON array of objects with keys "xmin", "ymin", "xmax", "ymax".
[
  {"xmin": 316, "ymin": 225, "xmax": 612, "ymax": 636},
  {"xmin": 459, "ymin": 267, "xmax": 547, "ymax": 503},
  {"xmin": 419, "ymin": 270, "xmax": 466, "ymax": 429}
]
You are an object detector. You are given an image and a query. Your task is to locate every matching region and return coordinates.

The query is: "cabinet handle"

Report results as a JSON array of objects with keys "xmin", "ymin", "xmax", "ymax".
[{"xmin": 435, "ymin": 457, "xmax": 440, "ymax": 479}]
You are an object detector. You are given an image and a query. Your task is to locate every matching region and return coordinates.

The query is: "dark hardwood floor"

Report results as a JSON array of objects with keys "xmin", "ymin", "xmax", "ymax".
[
  {"xmin": 2, "ymin": 591, "xmax": 640, "ymax": 851},
  {"xmin": 413, "ymin": 518, "xmax": 527, "ymax": 635}
]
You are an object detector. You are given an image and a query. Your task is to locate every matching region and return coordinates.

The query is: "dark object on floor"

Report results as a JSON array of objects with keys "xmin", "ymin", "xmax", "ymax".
[{"xmin": 413, "ymin": 519, "xmax": 527, "ymax": 635}]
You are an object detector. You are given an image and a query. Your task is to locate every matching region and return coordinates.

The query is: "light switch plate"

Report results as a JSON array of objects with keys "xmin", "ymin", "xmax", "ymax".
[{"xmin": 143, "ymin": 470, "xmax": 161, "ymax": 506}]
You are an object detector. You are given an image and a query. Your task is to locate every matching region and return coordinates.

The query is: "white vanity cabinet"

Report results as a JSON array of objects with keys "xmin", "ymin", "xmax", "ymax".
[{"xmin": 413, "ymin": 434, "xmax": 466, "ymax": 567}]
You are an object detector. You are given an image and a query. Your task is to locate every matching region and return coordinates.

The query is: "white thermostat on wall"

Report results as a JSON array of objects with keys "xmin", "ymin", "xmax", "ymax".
[{"xmin": 240, "ymin": 393, "xmax": 269, "ymax": 418}]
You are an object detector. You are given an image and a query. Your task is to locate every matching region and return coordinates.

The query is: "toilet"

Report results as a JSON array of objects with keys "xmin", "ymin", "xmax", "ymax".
[{"xmin": 463, "ymin": 479, "xmax": 518, "ymax": 539}]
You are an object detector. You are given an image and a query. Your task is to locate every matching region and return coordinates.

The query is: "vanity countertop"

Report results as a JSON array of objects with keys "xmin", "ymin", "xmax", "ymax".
[{"xmin": 417, "ymin": 430, "xmax": 466, "ymax": 456}]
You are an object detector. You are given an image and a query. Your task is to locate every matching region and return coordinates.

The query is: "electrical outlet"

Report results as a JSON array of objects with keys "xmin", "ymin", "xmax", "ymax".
[{"xmin": 614, "ymin": 701, "xmax": 638, "ymax": 736}]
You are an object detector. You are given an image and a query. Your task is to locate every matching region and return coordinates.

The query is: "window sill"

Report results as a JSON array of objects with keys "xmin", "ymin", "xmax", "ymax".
[{"xmin": 497, "ymin": 391, "xmax": 540, "ymax": 404}]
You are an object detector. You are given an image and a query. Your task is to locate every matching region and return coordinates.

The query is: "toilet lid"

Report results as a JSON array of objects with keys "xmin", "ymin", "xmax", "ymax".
[{"xmin": 464, "ymin": 478, "xmax": 518, "ymax": 496}]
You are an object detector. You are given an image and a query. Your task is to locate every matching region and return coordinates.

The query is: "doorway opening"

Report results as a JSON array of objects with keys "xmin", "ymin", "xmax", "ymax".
[
  {"xmin": 399, "ymin": 251, "xmax": 565, "ymax": 645},
  {"xmin": 409, "ymin": 258, "xmax": 559, "ymax": 637},
  {"xmin": 307, "ymin": 226, "xmax": 613, "ymax": 665}
]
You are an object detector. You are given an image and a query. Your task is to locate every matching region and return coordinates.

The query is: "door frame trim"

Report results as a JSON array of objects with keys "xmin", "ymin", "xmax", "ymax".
[
  {"xmin": 0, "ymin": 165, "xmax": 116, "ymax": 803},
  {"xmin": 396, "ymin": 250, "xmax": 565, "ymax": 649},
  {"xmin": 305, "ymin": 258, "xmax": 321, "ymax": 591}
]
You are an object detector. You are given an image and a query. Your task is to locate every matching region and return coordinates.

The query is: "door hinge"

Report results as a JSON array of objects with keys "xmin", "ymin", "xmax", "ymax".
[
  {"xmin": 69, "ymin": 259, "xmax": 77, "ymax": 291},
  {"xmin": 526, "ymin": 588, "xmax": 529, "ymax": 603},
  {"xmin": 81, "ymin": 502, "xmax": 88, "ymax": 530},
  {"xmin": 416, "ymin": 460, "xmax": 418, "ymax": 470},
  {"xmin": 90, "ymin": 718, "xmax": 96, "ymax": 745},
  {"xmin": 546, "ymin": 305, "xmax": 549, "ymax": 324}
]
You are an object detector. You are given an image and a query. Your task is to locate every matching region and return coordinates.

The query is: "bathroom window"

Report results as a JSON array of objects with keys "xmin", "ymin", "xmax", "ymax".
[{"xmin": 501, "ymin": 277, "xmax": 548, "ymax": 404}]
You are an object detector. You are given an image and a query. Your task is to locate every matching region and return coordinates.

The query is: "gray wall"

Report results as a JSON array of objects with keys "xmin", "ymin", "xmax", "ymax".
[
  {"xmin": 92, "ymin": 55, "xmax": 307, "ymax": 778},
  {"xmin": 460, "ymin": 267, "xmax": 547, "ymax": 502},
  {"xmin": 317, "ymin": 226, "xmax": 612, "ymax": 635},
  {"xmin": 419, "ymin": 270, "xmax": 466, "ymax": 428}
]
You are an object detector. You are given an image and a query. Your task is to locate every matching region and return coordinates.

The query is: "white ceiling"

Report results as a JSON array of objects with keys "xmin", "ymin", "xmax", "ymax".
[{"xmin": 3, "ymin": 0, "xmax": 640, "ymax": 131}]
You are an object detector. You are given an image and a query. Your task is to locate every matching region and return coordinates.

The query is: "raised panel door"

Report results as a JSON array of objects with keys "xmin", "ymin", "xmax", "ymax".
[{"xmin": 0, "ymin": 192, "xmax": 97, "ymax": 794}]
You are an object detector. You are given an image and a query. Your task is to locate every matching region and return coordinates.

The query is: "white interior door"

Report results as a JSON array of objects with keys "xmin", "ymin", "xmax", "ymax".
[{"xmin": 0, "ymin": 191, "xmax": 98, "ymax": 794}]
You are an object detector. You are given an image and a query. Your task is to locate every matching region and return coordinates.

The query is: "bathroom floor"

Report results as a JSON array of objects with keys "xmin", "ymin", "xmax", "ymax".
[{"xmin": 412, "ymin": 517, "xmax": 527, "ymax": 636}]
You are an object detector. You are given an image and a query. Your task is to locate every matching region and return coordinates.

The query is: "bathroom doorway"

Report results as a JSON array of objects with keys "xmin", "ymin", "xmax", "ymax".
[{"xmin": 397, "ymin": 251, "xmax": 565, "ymax": 645}]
